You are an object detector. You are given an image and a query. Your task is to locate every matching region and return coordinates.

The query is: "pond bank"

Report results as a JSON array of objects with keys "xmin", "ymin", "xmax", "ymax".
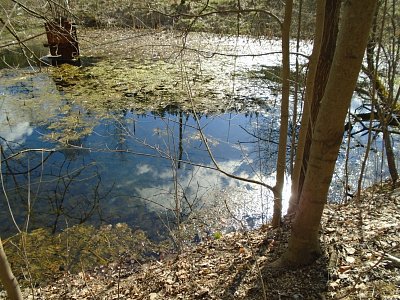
[{"xmin": 6, "ymin": 181, "xmax": 399, "ymax": 299}]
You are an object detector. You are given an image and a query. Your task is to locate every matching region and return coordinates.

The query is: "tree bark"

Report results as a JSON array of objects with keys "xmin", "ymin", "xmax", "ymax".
[
  {"xmin": 296, "ymin": 0, "xmax": 341, "ymax": 203},
  {"xmin": 287, "ymin": 0, "xmax": 341, "ymax": 215},
  {"xmin": 277, "ymin": 0, "xmax": 378, "ymax": 267},
  {"xmin": 383, "ymin": 125, "xmax": 398, "ymax": 185},
  {"xmin": 286, "ymin": 0, "xmax": 324, "ymax": 215}
]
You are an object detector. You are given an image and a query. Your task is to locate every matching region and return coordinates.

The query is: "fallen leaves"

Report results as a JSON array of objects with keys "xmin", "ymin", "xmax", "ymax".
[
  {"xmin": 323, "ymin": 182, "xmax": 400, "ymax": 299},
  {"xmin": 4, "ymin": 182, "xmax": 399, "ymax": 300}
]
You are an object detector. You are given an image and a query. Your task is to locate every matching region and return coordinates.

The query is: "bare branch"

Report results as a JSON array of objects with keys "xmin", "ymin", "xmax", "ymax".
[{"xmin": 154, "ymin": 7, "xmax": 282, "ymax": 28}]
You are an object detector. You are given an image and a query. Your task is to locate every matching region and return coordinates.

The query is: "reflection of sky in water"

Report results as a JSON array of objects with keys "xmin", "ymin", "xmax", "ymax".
[
  {"xmin": 0, "ymin": 69, "xmax": 61, "ymax": 146},
  {"xmin": 182, "ymin": 34, "xmax": 312, "ymax": 113},
  {"xmin": 0, "ymin": 121, "xmax": 33, "ymax": 145},
  {"xmin": 0, "ymin": 36, "xmax": 399, "ymax": 237},
  {"xmin": 82, "ymin": 112, "xmax": 264, "ymax": 208},
  {"xmin": 1, "ymin": 107, "xmax": 278, "ymax": 236},
  {"xmin": 79, "ymin": 111, "xmax": 291, "ymax": 232},
  {"xmin": 5, "ymin": 105, "xmax": 392, "ymax": 235}
]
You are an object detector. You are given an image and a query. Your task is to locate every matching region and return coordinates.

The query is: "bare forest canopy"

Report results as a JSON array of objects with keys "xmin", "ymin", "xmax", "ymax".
[{"xmin": 0, "ymin": 0, "xmax": 316, "ymax": 37}]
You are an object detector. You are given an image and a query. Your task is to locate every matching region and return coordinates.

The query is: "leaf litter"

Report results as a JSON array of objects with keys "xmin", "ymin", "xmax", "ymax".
[{"xmin": 4, "ymin": 181, "xmax": 398, "ymax": 299}]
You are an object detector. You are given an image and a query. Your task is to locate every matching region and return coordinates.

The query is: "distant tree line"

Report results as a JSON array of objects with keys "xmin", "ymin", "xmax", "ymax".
[{"xmin": 67, "ymin": 0, "xmax": 316, "ymax": 37}]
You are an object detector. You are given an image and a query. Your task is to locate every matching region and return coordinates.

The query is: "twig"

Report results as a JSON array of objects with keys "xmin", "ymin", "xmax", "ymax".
[{"xmin": 0, "ymin": 32, "xmax": 47, "ymax": 49}]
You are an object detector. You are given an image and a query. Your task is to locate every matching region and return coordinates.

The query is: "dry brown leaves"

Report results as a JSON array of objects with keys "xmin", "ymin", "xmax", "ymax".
[
  {"xmin": 322, "ymin": 183, "xmax": 400, "ymax": 299},
  {"xmin": 8, "ymin": 182, "xmax": 400, "ymax": 300}
]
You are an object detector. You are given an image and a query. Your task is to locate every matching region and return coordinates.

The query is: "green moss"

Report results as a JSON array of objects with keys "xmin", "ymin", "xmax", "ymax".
[
  {"xmin": 48, "ymin": 56, "xmax": 232, "ymax": 116},
  {"xmin": 3, "ymin": 223, "xmax": 167, "ymax": 286},
  {"xmin": 213, "ymin": 231, "xmax": 222, "ymax": 239}
]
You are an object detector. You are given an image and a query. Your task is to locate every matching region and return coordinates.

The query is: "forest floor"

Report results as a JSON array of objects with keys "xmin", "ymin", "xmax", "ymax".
[{"xmin": 11, "ymin": 181, "xmax": 399, "ymax": 300}]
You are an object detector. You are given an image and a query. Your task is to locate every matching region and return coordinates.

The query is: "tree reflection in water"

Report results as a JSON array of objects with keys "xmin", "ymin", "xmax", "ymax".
[{"xmin": 1, "ymin": 143, "xmax": 104, "ymax": 234}]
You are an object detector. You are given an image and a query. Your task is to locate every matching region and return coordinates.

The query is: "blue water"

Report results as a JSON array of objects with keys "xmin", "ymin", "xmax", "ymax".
[
  {"xmin": 1, "ymin": 42, "xmax": 398, "ymax": 240},
  {"xmin": 1, "ymin": 88, "xmax": 272, "ymax": 239}
]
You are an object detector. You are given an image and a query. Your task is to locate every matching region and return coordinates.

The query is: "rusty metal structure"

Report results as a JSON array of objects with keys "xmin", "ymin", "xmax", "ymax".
[{"xmin": 42, "ymin": 1, "xmax": 80, "ymax": 66}]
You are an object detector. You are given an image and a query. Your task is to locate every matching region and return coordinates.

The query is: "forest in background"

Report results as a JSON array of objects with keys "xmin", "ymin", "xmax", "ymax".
[{"xmin": 0, "ymin": 0, "xmax": 316, "ymax": 36}]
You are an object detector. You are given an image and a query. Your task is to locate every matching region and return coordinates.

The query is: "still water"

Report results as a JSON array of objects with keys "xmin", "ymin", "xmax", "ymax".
[
  {"xmin": 0, "ymin": 68, "xmax": 283, "ymax": 238},
  {"xmin": 0, "ymin": 33, "xmax": 396, "ymax": 240}
]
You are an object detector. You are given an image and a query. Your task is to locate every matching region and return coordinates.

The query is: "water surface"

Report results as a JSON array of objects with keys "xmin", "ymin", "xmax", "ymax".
[{"xmin": 1, "ymin": 33, "xmax": 397, "ymax": 240}]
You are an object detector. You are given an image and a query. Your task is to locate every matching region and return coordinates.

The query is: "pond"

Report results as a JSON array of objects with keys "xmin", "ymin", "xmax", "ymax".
[
  {"xmin": 0, "ymin": 68, "xmax": 282, "ymax": 240},
  {"xmin": 0, "ymin": 30, "xmax": 396, "ymax": 240}
]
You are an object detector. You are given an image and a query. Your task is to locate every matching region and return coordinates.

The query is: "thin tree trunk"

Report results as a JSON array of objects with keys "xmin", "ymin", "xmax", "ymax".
[
  {"xmin": 286, "ymin": 0, "xmax": 325, "ymax": 215},
  {"xmin": 0, "ymin": 238, "xmax": 23, "ymax": 300},
  {"xmin": 287, "ymin": 0, "xmax": 341, "ymax": 215},
  {"xmin": 289, "ymin": 0, "xmax": 303, "ymax": 176},
  {"xmin": 296, "ymin": 0, "xmax": 341, "ymax": 202},
  {"xmin": 272, "ymin": 0, "xmax": 293, "ymax": 228},
  {"xmin": 277, "ymin": 0, "xmax": 378, "ymax": 267},
  {"xmin": 383, "ymin": 125, "xmax": 398, "ymax": 185},
  {"xmin": 363, "ymin": 6, "xmax": 399, "ymax": 187}
]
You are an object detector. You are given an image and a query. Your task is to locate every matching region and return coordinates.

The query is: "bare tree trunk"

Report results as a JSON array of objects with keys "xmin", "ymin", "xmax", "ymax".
[
  {"xmin": 383, "ymin": 125, "xmax": 398, "ymax": 185},
  {"xmin": 287, "ymin": 0, "xmax": 324, "ymax": 215},
  {"xmin": 363, "ymin": 4, "xmax": 399, "ymax": 187},
  {"xmin": 277, "ymin": 0, "xmax": 377, "ymax": 267},
  {"xmin": 289, "ymin": 0, "xmax": 303, "ymax": 176},
  {"xmin": 287, "ymin": 0, "xmax": 341, "ymax": 215},
  {"xmin": 271, "ymin": 0, "xmax": 293, "ymax": 228},
  {"xmin": 296, "ymin": 0, "xmax": 341, "ymax": 202},
  {"xmin": 0, "ymin": 238, "xmax": 22, "ymax": 300}
]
